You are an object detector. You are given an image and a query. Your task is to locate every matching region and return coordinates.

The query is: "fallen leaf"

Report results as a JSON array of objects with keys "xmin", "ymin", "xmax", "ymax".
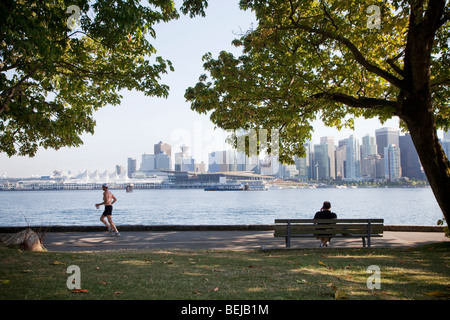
[
  {"xmin": 333, "ymin": 286, "xmax": 349, "ymax": 300},
  {"xmin": 296, "ymin": 279, "xmax": 308, "ymax": 284},
  {"xmin": 424, "ymin": 291, "xmax": 450, "ymax": 298},
  {"xmin": 52, "ymin": 261, "xmax": 65, "ymax": 265},
  {"xmin": 209, "ymin": 287, "xmax": 219, "ymax": 292},
  {"xmin": 72, "ymin": 289, "xmax": 88, "ymax": 293},
  {"xmin": 114, "ymin": 291, "xmax": 124, "ymax": 295},
  {"xmin": 99, "ymin": 281, "xmax": 107, "ymax": 285},
  {"xmin": 193, "ymin": 290, "xmax": 201, "ymax": 295},
  {"xmin": 319, "ymin": 261, "xmax": 327, "ymax": 267}
]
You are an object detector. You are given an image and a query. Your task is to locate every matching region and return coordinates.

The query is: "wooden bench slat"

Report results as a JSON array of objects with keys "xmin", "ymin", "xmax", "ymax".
[{"xmin": 274, "ymin": 227, "xmax": 384, "ymax": 235}]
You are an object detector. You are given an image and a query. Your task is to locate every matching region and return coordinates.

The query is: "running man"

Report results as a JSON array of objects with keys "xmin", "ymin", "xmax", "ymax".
[{"xmin": 96, "ymin": 183, "xmax": 120, "ymax": 237}]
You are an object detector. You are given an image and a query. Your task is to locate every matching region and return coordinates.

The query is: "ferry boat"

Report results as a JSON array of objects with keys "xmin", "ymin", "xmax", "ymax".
[
  {"xmin": 204, "ymin": 180, "xmax": 268, "ymax": 191},
  {"xmin": 204, "ymin": 184, "xmax": 245, "ymax": 191}
]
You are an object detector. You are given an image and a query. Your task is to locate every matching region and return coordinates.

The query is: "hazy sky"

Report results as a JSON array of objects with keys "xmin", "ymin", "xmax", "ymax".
[{"xmin": 0, "ymin": 0, "xmax": 435, "ymax": 178}]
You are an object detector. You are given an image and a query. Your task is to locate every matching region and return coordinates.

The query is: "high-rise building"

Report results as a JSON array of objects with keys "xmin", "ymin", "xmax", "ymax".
[
  {"xmin": 155, "ymin": 152, "xmax": 170, "ymax": 170},
  {"xmin": 361, "ymin": 135, "xmax": 377, "ymax": 160},
  {"xmin": 140, "ymin": 153, "xmax": 156, "ymax": 172},
  {"xmin": 375, "ymin": 127, "xmax": 399, "ymax": 157},
  {"xmin": 314, "ymin": 144, "xmax": 329, "ymax": 180},
  {"xmin": 154, "ymin": 141, "xmax": 171, "ymax": 169},
  {"xmin": 335, "ymin": 144, "xmax": 346, "ymax": 180},
  {"xmin": 116, "ymin": 165, "xmax": 125, "ymax": 175},
  {"xmin": 175, "ymin": 145, "xmax": 195, "ymax": 172},
  {"xmin": 154, "ymin": 141, "xmax": 171, "ymax": 157},
  {"xmin": 345, "ymin": 135, "xmax": 361, "ymax": 180},
  {"xmin": 360, "ymin": 154, "xmax": 381, "ymax": 179},
  {"xmin": 399, "ymin": 134, "xmax": 424, "ymax": 179},
  {"xmin": 320, "ymin": 136, "xmax": 335, "ymax": 179},
  {"xmin": 127, "ymin": 158, "xmax": 136, "ymax": 178},
  {"xmin": 208, "ymin": 151, "xmax": 229, "ymax": 173},
  {"xmin": 384, "ymin": 144, "xmax": 402, "ymax": 181}
]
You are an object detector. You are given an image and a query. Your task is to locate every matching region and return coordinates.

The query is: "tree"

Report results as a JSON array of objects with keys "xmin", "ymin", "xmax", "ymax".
[
  {"xmin": 0, "ymin": 0, "xmax": 207, "ymax": 157},
  {"xmin": 185, "ymin": 0, "xmax": 450, "ymax": 221}
]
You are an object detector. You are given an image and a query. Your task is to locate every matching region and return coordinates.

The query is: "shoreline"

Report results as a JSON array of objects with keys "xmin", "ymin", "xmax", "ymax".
[{"xmin": 0, "ymin": 224, "xmax": 445, "ymax": 233}]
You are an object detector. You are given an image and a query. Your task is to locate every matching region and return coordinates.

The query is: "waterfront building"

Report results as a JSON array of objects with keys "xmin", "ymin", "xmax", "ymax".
[
  {"xmin": 361, "ymin": 135, "xmax": 377, "ymax": 160},
  {"xmin": 155, "ymin": 152, "xmax": 171, "ymax": 170},
  {"xmin": 208, "ymin": 150, "xmax": 229, "ymax": 173},
  {"xmin": 375, "ymin": 127, "xmax": 399, "ymax": 158},
  {"xmin": 314, "ymin": 144, "xmax": 329, "ymax": 180},
  {"xmin": 345, "ymin": 135, "xmax": 361, "ymax": 180},
  {"xmin": 175, "ymin": 145, "xmax": 195, "ymax": 172},
  {"xmin": 399, "ymin": 134, "xmax": 424, "ymax": 179},
  {"xmin": 127, "ymin": 158, "xmax": 137, "ymax": 179},
  {"xmin": 384, "ymin": 144, "xmax": 402, "ymax": 181},
  {"xmin": 360, "ymin": 154, "xmax": 381, "ymax": 180},
  {"xmin": 154, "ymin": 141, "xmax": 171, "ymax": 169},
  {"xmin": 320, "ymin": 136, "xmax": 335, "ymax": 179},
  {"xmin": 140, "ymin": 153, "xmax": 156, "ymax": 172},
  {"xmin": 335, "ymin": 144, "xmax": 346, "ymax": 180}
]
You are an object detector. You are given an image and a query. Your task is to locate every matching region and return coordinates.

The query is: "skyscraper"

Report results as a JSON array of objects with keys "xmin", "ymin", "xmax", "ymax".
[
  {"xmin": 361, "ymin": 135, "xmax": 377, "ymax": 160},
  {"xmin": 384, "ymin": 144, "xmax": 402, "ymax": 181},
  {"xmin": 314, "ymin": 144, "xmax": 329, "ymax": 180},
  {"xmin": 127, "ymin": 158, "xmax": 136, "ymax": 178},
  {"xmin": 399, "ymin": 134, "xmax": 424, "ymax": 179},
  {"xmin": 375, "ymin": 127, "xmax": 399, "ymax": 157},
  {"xmin": 154, "ymin": 141, "xmax": 171, "ymax": 169},
  {"xmin": 335, "ymin": 144, "xmax": 346, "ymax": 180},
  {"xmin": 320, "ymin": 136, "xmax": 335, "ymax": 179},
  {"xmin": 345, "ymin": 135, "xmax": 361, "ymax": 180}
]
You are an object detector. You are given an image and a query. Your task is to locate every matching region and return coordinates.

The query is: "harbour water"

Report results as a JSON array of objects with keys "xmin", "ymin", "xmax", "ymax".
[{"xmin": 0, "ymin": 188, "xmax": 443, "ymax": 227}]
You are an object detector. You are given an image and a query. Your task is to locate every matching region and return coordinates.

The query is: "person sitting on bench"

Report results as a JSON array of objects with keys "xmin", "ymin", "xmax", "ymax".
[{"xmin": 313, "ymin": 201, "xmax": 337, "ymax": 247}]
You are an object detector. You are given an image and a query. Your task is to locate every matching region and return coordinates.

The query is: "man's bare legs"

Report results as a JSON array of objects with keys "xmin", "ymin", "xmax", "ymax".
[{"xmin": 100, "ymin": 215, "xmax": 118, "ymax": 233}]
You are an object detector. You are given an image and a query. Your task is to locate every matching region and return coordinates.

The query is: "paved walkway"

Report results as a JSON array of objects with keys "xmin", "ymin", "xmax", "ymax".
[{"xmin": 41, "ymin": 230, "xmax": 450, "ymax": 252}]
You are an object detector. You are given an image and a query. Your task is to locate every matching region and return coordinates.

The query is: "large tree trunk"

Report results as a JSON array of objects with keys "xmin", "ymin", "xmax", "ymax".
[
  {"xmin": 400, "ymin": 99, "xmax": 450, "ymax": 225},
  {"xmin": 397, "ymin": 0, "xmax": 450, "ymax": 224}
]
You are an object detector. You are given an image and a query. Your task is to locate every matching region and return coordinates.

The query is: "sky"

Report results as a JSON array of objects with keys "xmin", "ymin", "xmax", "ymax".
[{"xmin": 0, "ymin": 0, "xmax": 441, "ymax": 178}]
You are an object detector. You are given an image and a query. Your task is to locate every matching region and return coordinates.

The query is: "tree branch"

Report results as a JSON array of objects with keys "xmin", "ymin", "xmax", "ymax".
[
  {"xmin": 311, "ymin": 92, "xmax": 397, "ymax": 110},
  {"xmin": 282, "ymin": 20, "xmax": 406, "ymax": 90}
]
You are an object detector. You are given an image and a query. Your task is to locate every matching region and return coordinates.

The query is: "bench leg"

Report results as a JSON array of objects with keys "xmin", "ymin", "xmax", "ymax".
[
  {"xmin": 362, "ymin": 237, "xmax": 366, "ymax": 247},
  {"xmin": 285, "ymin": 237, "xmax": 291, "ymax": 248}
]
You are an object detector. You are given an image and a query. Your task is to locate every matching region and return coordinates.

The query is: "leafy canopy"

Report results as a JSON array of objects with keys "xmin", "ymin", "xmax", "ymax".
[
  {"xmin": 185, "ymin": 0, "xmax": 450, "ymax": 163},
  {"xmin": 0, "ymin": 0, "xmax": 208, "ymax": 157}
]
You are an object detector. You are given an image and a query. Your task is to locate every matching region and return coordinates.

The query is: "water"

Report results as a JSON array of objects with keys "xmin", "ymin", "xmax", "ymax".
[{"xmin": 0, "ymin": 188, "xmax": 443, "ymax": 227}]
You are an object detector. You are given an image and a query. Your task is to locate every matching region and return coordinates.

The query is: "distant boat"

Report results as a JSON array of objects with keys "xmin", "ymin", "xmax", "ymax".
[
  {"xmin": 204, "ymin": 181, "xmax": 268, "ymax": 191},
  {"xmin": 204, "ymin": 184, "xmax": 245, "ymax": 191}
]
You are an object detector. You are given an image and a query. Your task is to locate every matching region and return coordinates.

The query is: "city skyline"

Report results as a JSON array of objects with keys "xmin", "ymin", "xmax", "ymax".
[
  {"xmin": 0, "ymin": 1, "xmax": 447, "ymax": 178},
  {"xmin": 6, "ymin": 125, "xmax": 445, "ymax": 182}
]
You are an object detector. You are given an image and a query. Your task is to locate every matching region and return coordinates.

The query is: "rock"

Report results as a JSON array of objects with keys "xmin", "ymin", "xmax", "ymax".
[{"xmin": 0, "ymin": 228, "xmax": 46, "ymax": 251}]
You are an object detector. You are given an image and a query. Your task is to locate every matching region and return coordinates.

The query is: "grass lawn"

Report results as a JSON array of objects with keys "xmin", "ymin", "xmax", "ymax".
[{"xmin": 0, "ymin": 242, "xmax": 449, "ymax": 301}]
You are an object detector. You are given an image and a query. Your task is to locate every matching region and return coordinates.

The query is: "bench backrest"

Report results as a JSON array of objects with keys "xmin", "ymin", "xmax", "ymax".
[{"xmin": 274, "ymin": 219, "xmax": 384, "ymax": 237}]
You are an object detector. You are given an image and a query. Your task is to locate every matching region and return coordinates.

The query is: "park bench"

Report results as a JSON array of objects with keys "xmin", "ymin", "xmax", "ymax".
[{"xmin": 274, "ymin": 219, "xmax": 384, "ymax": 248}]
